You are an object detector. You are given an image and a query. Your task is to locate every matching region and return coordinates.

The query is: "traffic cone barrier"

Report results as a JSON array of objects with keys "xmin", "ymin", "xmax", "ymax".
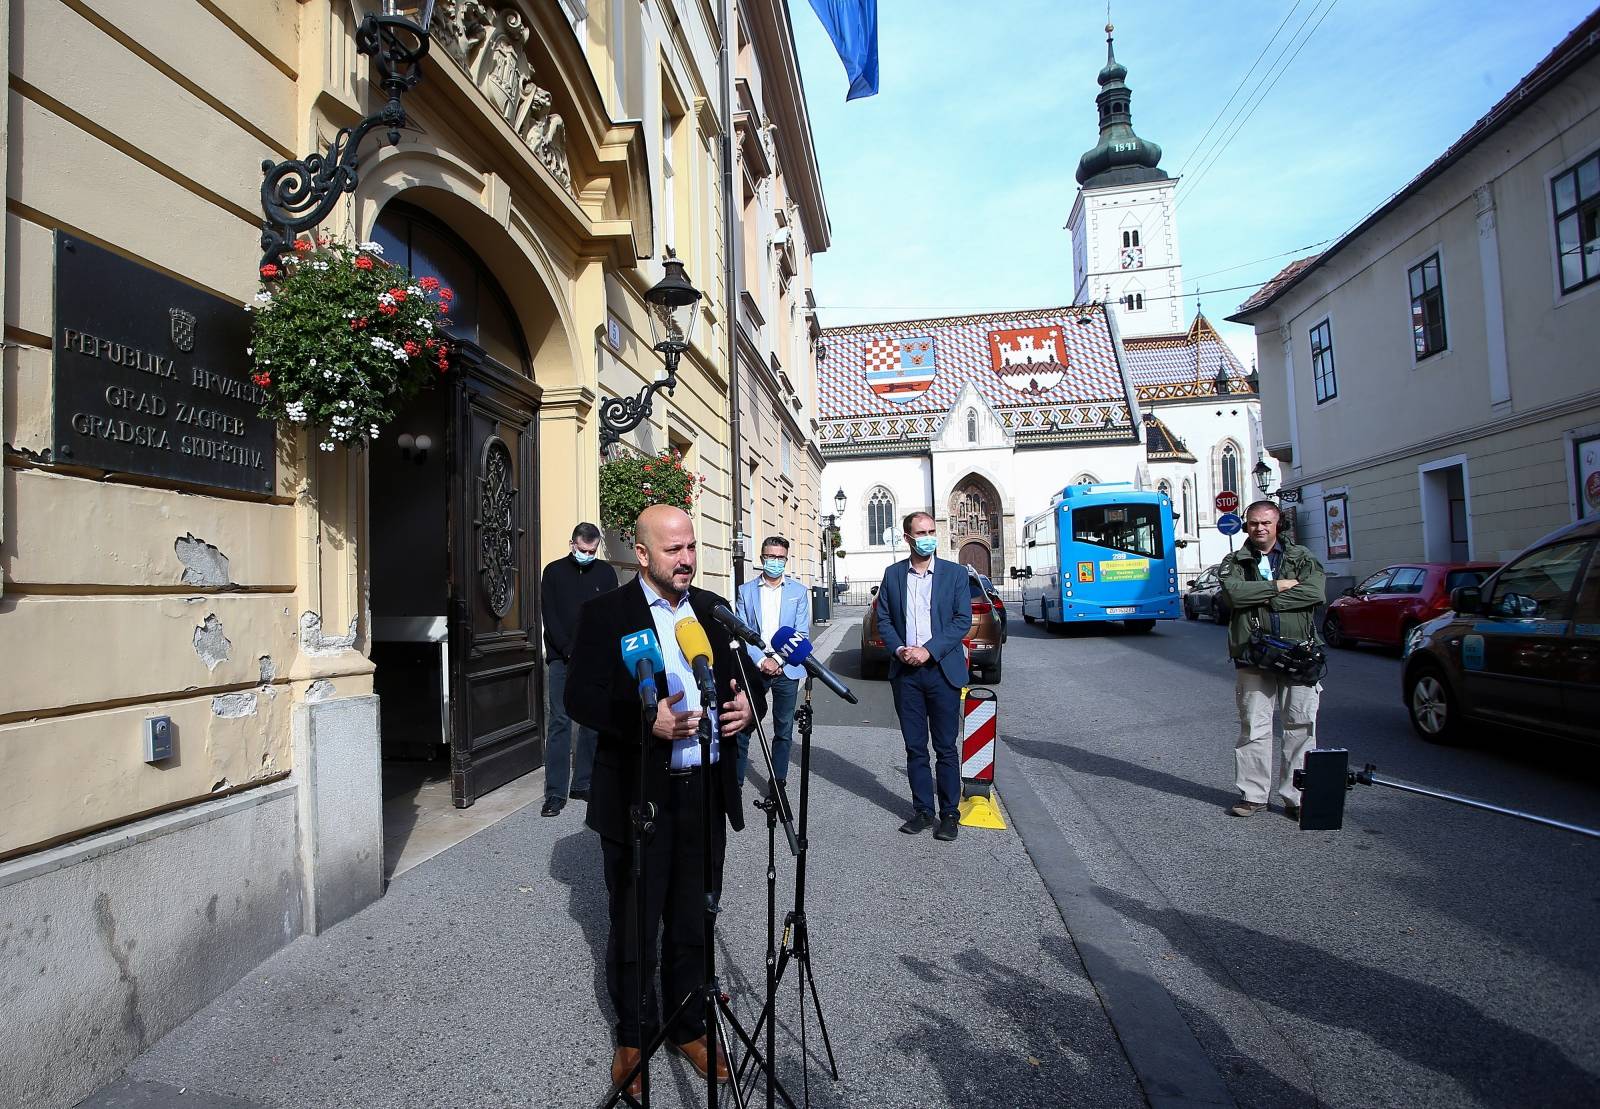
[{"xmin": 957, "ymin": 686, "xmax": 1006, "ymax": 829}]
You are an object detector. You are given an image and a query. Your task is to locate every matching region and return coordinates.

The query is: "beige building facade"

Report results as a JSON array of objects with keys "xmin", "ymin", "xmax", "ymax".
[
  {"xmin": 0, "ymin": 2, "xmax": 825, "ymax": 1105},
  {"xmin": 1230, "ymin": 12, "xmax": 1600, "ymax": 583}
]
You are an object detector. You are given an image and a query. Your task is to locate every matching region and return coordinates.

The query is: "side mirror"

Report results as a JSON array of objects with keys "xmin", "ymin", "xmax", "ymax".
[
  {"xmin": 1341, "ymin": 587, "xmax": 1356, "ymax": 598},
  {"xmin": 1450, "ymin": 586, "xmax": 1481, "ymax": 614}
]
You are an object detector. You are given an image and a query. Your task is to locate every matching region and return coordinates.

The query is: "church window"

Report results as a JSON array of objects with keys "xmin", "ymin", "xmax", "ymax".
[
  {"xmin": 1121, "ymin": 230, "xmax": 1142, "ymax": 249},
  {"xmin": 1552, "ymin": 149, "xmax": 1600, "ymax": 295},
  {"xmin": 966, "ymin": 409, "xmax": 978, "ymax": 443},
  {"xmin": 866, "ymin": 486, "xmax": 896, "ymax": 548},
  {"xmin": 1310, "ymin": 319, "xmax": 1337, "ymax": 404},
  {"xmin": 1221, "ymin": 443, "xmax": 1240, "ymax": 494},
  {"xmin": 1073, "ymin": 473, "xmax": 1099, "ymax": 487},
  {"xmin": 1122, "ymin": 292, "xmax": 1144, "ymax": 311},
  {"xmin": 1182, "ymin": 479, "xmax": 1195, "ymax": 528},
  {"xmin": 1408, "ymin": 253, "xmax": 1447, "ymax": 359},
  {"xmin": 1157, "ymin": 479, "xmax": 1172, "ymax": 501}
]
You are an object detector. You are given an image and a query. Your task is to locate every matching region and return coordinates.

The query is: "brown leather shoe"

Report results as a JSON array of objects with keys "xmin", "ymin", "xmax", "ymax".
[
  {"xmin": 671, "ymin": 1034, "xmax": 731, "ymax": 1082},
  {"xmin": 611, "ymin": 1046, "xmax": 643, "ymax": 1099}
]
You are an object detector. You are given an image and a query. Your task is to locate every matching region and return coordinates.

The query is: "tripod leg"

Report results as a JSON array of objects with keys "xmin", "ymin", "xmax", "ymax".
[
  {"xmin": 719, "ymin": 994, "xmax": 798, "ymax": 1109},
  {"xmin": 796, "ymin": 934, "xmax": 841, "ymax": 1080},
  {"xmin": 735, "ymin": 936, "xmax": 797, "ymax": 1083}
]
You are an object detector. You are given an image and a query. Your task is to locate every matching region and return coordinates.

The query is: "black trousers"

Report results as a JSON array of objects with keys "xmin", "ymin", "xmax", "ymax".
[{"xmin": 600, "ymin": 770, "xmax": 727, "ymax": 1048}]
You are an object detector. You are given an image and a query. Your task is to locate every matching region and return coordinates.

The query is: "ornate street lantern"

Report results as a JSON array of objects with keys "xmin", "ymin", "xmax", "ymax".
[
  {"xmin": 1254, "ymin": 458, "xmax": 1273, "ymax": 496},
  {"xmin": 833, "ymin": 488, "xmax": 846, "ymax": 515},
  {"xmin": 257, "ymin": 0, "xmax": 437, "ymax": 268},
  {"xmin": 599, "ymin": 251, "xmax": 703, "ymax": 449}
]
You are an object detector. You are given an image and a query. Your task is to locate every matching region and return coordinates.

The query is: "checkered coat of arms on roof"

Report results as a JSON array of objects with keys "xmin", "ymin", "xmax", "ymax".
[
  {"xmin": 862, "ymin": 335, "xmax": 937, "ymax": 404},
  {"xmin": 987, "ymin": 325, "xmax": 1068, "ymax": 394}
]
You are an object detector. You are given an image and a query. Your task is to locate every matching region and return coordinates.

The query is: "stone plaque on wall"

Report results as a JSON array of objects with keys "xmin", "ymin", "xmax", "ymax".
[{"xmin": 52, "ymin": 235, "xmax": 277, "ymax": 494}]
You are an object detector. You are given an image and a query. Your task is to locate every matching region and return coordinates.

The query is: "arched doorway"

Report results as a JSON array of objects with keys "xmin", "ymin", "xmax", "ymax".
[
  {"xmin": 367, "ymin": 201, "xmax": 545, "ymax": 814},
  {"xmin": 950, "ymin": 474, "xmax": 1004, "ymax": 580}
]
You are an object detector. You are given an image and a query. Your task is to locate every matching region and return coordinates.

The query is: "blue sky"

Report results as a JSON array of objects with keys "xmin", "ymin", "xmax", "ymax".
[{"xmin": 790, "ymin": 0, "xmax": 1596, "ymax": 365}]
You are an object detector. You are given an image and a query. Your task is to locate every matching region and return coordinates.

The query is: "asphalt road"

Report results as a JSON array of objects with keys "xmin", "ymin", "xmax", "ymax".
[{"xmin": 817, "ymin": 606, "xmax": 1600, "ymax": 1108}]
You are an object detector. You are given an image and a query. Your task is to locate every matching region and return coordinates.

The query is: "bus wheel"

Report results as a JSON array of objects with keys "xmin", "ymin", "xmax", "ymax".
[
  {"xmin": 1126, "ymin": 619, "xmax": 1156, "ymax": 634},
  {"xmin": 1022, "ymin": 611, "xmax": 1036, "ymax": 625}
]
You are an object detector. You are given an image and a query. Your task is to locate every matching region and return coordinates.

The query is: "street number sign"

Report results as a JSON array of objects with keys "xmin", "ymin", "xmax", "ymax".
[
  {"xmin": 1215, "ymin": 491, "xmax": 1240, "ymax": 514},
  {"xmin": 1217, "ymin": 512, "xmax": 1243, "ymax": 536}
]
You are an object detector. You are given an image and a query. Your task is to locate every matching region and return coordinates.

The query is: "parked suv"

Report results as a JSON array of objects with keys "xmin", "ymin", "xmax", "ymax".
[
  {"xmin": 1402, "ymin": 514, "xmax": 1599, "ymax": 745},
  {"xmin": 859, "ymin": 569, "xmax": 1005, "ymax": 682},
  {"xmin": 1325, "ymin": 561, "xmax": 1501, "ymax": 650}
]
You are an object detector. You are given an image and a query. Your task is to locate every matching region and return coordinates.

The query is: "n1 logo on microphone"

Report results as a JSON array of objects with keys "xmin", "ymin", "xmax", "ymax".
[{"xmin": 772, "ymin": 625, "xmax": 813, "ymax": 664}]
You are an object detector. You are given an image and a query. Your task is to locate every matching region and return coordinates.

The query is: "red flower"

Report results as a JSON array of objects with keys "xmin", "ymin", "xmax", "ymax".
[
  {"xmin": 643, "ymin": 464, "xmax": 653, "ymax": 473},
  {"xmin": 259, "ymin": 263, "xmax": 279, "ymax": 279},
  {"xmin": 388, "ymin": 287, "xmax": 407, "ymax": 302},
  {"xmin": 438, "ymin": 287, "xmax": 455, "ymax": 302},
  {"xmin": 424, "ymin": 338, "xmax": 437, "ymax": 350},
  {"xmin": 403, "ymin": 340, "xmax": 421, "ymax": 356},
  {"xmin": 251, "ymin": 371, "xmax": 271, "ymax": 387},
  {"xmin": 293, "ymin": 240, "xmax": 312, "ymax": 254},
  {"xmin": 317, "ymin": 235, "xmax": 330, "ymax": 246},
  {"xmin": 419, "ymin": 276, "xmax": 440, "ymax": 291},
  {"xmin": 378, "ymin": 303, "xmax": 399, "ymax": 317},
  {"xmin": 355, "ymin": 255, "xmax": 374, "ymax": 271}
]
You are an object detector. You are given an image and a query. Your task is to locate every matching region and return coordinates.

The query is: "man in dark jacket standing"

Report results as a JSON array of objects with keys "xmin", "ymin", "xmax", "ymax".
[
  {"xmin": 540, "ymin": 522, "xmax": 617, "ymax": 817},
  {"xmin": 564, "ymin": 504, "xmax": 756, "ymax": 1095},
  {"xmin": 1218, "ymin": 500, "xmax": 1325, "ymax": 819}
]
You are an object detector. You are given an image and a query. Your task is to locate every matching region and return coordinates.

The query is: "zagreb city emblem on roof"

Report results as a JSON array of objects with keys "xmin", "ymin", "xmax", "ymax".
[
  {"xmin": 863, "ymin": 335, "xmax": 937, "ymax": 403},
  {"xmin": 987, "ymin": 325, "xmax": 1067, "ymax": 394}
]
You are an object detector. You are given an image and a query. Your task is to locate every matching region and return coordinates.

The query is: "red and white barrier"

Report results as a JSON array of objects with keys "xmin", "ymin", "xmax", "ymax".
[{"xmin": 959, "ymin": 687, "xmax": 997, "ymax": 795}]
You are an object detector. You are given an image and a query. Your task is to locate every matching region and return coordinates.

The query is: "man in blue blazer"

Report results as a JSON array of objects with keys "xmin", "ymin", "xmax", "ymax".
[
  {"xmin": 875, "ymin": 511, "xmax": 972, "ymax": 840},
  {"xmin": 733, "ymin": 535, "xmax": 811, "ymax": 789}
]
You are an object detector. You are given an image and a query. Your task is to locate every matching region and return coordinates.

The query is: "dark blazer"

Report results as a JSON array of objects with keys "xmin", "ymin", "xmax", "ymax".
[
  {"xmin": 565, "ymin": 580, "xmax": 761, "ymax": 843},
  {"xmin": 875, "ymin": 557, "xmax": 972, "ymax": 689}
]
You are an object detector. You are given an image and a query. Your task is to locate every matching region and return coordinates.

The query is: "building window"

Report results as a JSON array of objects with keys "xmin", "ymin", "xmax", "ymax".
[
  {"xmin": 1122, "ymin": 292, "xmax": 1144, "ymax": 311},
  {"xmin": 1181, "ymin": 479, "xmax": 1194, "ymax": 528},
  {"xmin": 661, "ymin": 104, "xmax": 678, "ymax": 250},
  {"xmin": 1409, "ymin": 253, "xmax": 1447, "ymax": 358},
  {"xmin": 1221, "ymin": 443, "xmax": 1239, "ymax": 494},
  {"xmin": 966, "ymin": 409, "xmax": 977, "ymax": 443},
  {"xmin": 866, "ymin": 486, "xmax": 896, "ymax": 548},
  {"xmin": 1157, "ymin": 479, "xmax": 1172, "ymax": 500},
  {"xmin": 1310, "ymin": 319, "xmax": 1337, "ymax": 404},
  {"xmin": 1121, "ymin": 229, "xmax": 1141, "ymax": 248},
  {"xmin": 1553, "ymin": 150, "xmax": 1600, "ymax": 294},
  {"xmin": 780, "ymin": 434, "xmax": 791, "ymax": 479}
]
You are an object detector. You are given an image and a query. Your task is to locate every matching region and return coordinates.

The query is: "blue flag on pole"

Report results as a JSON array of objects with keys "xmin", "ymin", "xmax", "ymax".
[{"xmin": 806, "ymin": 0, "xmax": 879, "ymax": 100}]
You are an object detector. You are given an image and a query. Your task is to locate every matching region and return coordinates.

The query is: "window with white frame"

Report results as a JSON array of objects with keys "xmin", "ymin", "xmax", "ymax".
[
  {"xmin": 1221, "ymin": 442, "xmax": 1239, "ymax": 494},
  {"xmin": 1409, "ymin": 253, "xmax": 1447, "ymax": 358},
  {"xmin": 966, "ymin": 409, "xmax": 977, "ymax": 443},
  {"xmin": 1181, "ymin": 479, "xmax": 1194, "ymax": 529},
  {"xmin": 866, "ymin": 486, "xmax": 896, "ymax": 547},
  {"xmin": 661, "ymin": 104, "xmax": 678, "ymax": 250},
  {"xmin": 1310, "ymin": 319, "xmax": 1337, "ymax": 404},
  {"xmin": 1122, "ymin": 292, "xmax": 1145, "ymax": 311},
  {"xmin": 1553, "ymin": 149, "xmax": 1600, "ymax": 295}
]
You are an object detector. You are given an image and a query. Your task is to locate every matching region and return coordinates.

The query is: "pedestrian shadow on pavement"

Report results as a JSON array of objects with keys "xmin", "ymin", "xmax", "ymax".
[
  {"xmin": 806, "ymin": 744, "xmax": 909, "ymax": 821},
  {"xmin": 548, "ymin": 829, "xmax": 613, "ymax": 1023},
  {"xmin": 891, "ymin": 944, "xmax": 1143, "ymax": 1108},
  {"xmin": 1096, "ymin": 887, "xmax": 1600, "ymax": 1108},
  {"xmin": 1004, "ymin": 734, "xmax": 1238, "ymax": 810}
]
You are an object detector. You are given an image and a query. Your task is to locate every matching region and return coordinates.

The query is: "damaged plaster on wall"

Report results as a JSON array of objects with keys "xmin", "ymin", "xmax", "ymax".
[
  {"xmin": 299, "ymin": 611, "xmax": 357, "ymax": 657},
  {"xmin": 211, "ymin": 692, "xmax": 258, "ymax": 718},
  {"xmin": 304, "ymin": 680, "xmax": 336, "ymax": 703},
  {"xmin": 175, "ymin": 533, "xmax": 231, "ymax": 587},
  {"xmin": 193, "ymin": 615, "xmax": 232, "ymax": 671}
]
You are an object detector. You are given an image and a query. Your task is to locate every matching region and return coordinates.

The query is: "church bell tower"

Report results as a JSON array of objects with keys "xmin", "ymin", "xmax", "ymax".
[{"xmin": 1066, "ymin": 24, "xmax": 1185, "ymax": 339}]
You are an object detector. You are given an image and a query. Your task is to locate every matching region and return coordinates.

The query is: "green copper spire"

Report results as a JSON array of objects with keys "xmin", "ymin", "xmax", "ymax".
[{"xmin": 1075, "ymin": 24, "xmax": 1168, "ymax": 188}]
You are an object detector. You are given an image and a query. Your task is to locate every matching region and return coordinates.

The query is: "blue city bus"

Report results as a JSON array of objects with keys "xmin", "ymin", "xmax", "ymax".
[{"xmin": 1017, "ymin": 483, "xmax": 1181, "ymax": 632}]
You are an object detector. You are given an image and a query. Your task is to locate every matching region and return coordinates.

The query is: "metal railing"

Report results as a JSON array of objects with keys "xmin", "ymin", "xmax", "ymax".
[{"xmin": 830, "ymin": 582, "xmax": 1026, "ymax": 608}]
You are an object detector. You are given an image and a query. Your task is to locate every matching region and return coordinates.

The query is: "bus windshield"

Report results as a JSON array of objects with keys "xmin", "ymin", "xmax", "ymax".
[{"xmin": 1071, "ymin": 504, "xmax": 1164, "ymax": 559}]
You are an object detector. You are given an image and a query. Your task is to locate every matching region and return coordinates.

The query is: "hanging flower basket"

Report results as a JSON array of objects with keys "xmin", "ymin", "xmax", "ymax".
[
  {"xmin": 598, "ymin": 448, "xmax": 707, "ymax": 537},
  {"xmin": 248, "ymin": 238, "xmax": 453, "ymax": 452}
]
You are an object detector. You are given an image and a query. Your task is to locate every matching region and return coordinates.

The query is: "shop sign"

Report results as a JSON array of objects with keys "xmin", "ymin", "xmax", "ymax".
[{"xmin": 52, "ymin": 235, "xmax": 276, "ymax": 494}]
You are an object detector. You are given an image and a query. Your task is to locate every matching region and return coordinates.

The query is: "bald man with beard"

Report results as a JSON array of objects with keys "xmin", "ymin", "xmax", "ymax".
[{"xmin": 564, "ymin": 505, "xmax": 757, "ymax": 1096}]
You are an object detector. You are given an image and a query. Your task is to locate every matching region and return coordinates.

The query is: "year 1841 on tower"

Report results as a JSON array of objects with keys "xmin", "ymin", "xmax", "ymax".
[{"xmin": 51, "ymin": 235, "xmax": 277, "ymax": 494}]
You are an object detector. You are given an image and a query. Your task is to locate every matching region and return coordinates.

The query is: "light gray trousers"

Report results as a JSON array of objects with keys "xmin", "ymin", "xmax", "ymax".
[{"xmin": 1234, "ymin": 667, "xmax": 1321, "ymax": 805}]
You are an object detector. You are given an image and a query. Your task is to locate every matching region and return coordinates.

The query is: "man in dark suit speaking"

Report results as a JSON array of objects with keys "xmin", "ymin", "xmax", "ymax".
[
  {"xmin": 875, "ymin": 511, "xmax": 972, "ymax": 841},
  {"xmin": 565, "ymin": 504, "xmax": 756, "ymax": 1095}
]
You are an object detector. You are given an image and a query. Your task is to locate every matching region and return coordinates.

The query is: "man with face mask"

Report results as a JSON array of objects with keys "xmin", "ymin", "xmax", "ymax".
[
  {"xmin": 732, "ymin": 535, "xmax": 810, "ymax": 790},
  {"xmin": 875, "ymin": 511, "xmax": 972, "ymax": 841},
  {"xmin": 539, "ymin": 522, "xmax": 618, "ymax": 816}
]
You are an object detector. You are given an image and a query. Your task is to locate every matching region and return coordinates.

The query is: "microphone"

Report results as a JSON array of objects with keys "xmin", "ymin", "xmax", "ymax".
[
  {"xmin": 711, "ymin": 603, "xmax": 765, "ymax": 649},
  {"xmin": 772, "ymin": 625, "xmax": 859, "ymax": 704},
  {"xmin": 674, "ymin": 617, "xmax": 716, "ymax": 696},
  {"xmin": 619, "ymin": 629, "xmax": 666, "ymax": 709}
]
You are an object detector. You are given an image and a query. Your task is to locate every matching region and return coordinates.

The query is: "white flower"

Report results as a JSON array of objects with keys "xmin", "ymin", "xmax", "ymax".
[
  {"xmin": 254, "ymin": 292, "xmax": 272, "ymax": 304},
  {"xmin": 246, "ymin": 346, "xmax": 253, "ymax": 355},
  {"xmin": 323, "ymin": 369, "xmax": 333, "ymax": 379},
  {"xmin": 377, "ymin": 292, "xmax": 396, "ymax": 307},
  {"xmin": 309, "ymin": 358, "xmax": 317, "ymax": 367},
  {"xmin": 406, "ymin": 285, "xmax": 422, "ymax": 297},
  {"xmin": 320, "ymin": 441, "xmax": 335, "ymax": 452},
  {"xmin": 420, "ymin": 319, "xmax": 433, "ymax": 333},
  {"xmin": 357, "ymin": 241, "xmax": 384, "ymax": 256}
]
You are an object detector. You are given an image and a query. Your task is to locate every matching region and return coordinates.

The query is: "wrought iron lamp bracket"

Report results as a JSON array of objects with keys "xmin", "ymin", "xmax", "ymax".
[
  {"xmin": 258, "ymin": 14, "xmax": 430, "ymax": 269},
  {"xmin": 598, "ymin": 344, "xmax": 683, "ymax": 449}
]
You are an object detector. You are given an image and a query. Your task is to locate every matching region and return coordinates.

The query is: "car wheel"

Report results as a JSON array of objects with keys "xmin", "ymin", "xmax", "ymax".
[
  {"xmin": 1395, "ymin": 620, "xmax": 1416, "ymax": 654},
  {"xmin": 1184, "ymin": 599, "xmax": 1197, "ymax": 621},
  {"xmin": 1212, "ymin": 602, "xmax": 1229, "ymax": 626},
  {"xmin": 1406, "ymin": 665, "xmax": 1461, "ymax": 744},
  {"xmin": 987, "ymin": 653, "xmax": 1002, "ymax": 683},
  {"xmin": 1126, "ymin": 619, "xmax": 1156, "ymax": 634},
  {"xmin": 1323, "ymin": 612, "xmax": 1348, "ymax": 648}
]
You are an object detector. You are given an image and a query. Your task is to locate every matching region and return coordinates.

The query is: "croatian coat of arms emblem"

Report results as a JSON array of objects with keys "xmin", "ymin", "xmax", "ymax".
[
  {"xmin": 863, "ymin": 335, "xmax": 937, "ymax": 404},
  {"xmin": 987, "ymin": 326, "xmax": 1067, "ymax": 394},
  {"xmin": 169, "ymin": 307, "xmax": 197, "ymax": 353}
]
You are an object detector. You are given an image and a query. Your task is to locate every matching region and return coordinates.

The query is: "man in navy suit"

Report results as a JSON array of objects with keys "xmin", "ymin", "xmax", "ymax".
[
  {"xmin": 732, "ymin": 535, "xmax": 811, "ymax": 790},
  {"xmin": 875, "ymin": 511, "xmax": 972, "ymax": 841}
]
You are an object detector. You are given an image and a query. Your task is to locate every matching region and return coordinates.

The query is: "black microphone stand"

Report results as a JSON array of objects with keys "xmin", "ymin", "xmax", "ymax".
[
  {"xmin": 736, "ymin": 674, "xmax": 840, "ymax": 1099},
  {"xmin": 728, "ymin": 645, "xmax": 799, "ymax": 1109}
]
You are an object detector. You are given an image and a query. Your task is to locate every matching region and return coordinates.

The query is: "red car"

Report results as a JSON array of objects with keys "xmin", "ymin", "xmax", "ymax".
[{"xmin": 1323, "ymin": 561, "xmax": 1501, "ymax": 649}]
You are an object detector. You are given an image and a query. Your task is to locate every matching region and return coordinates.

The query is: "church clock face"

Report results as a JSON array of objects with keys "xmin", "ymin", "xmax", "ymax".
[{"xmin": 1121, "ymin": 245, "xmax": 1144, "ymax": 270}]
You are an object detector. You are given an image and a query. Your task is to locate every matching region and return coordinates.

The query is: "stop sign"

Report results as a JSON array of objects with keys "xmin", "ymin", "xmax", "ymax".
[{"xmin": 1215, "ymin": 491, "xmax": 1240, "ymax": 514}]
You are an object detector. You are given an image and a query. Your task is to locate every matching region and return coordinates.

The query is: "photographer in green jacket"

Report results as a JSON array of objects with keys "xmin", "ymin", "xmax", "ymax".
[{"xmin": 1217, "ymin": 500, "xmax": 1326, "ymax": 819}]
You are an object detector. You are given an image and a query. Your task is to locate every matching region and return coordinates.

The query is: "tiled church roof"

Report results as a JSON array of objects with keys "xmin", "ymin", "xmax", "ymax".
[
  {"xmin": 1143, "ymin": 412, "xmax": 1197, "ymax": 463},
  {"xmin": 1121, "ymin": 314, "xmax": 1255, "ymax": 399}
]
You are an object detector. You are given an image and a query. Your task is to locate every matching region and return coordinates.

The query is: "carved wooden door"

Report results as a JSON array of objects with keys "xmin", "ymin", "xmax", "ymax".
[{"xmin": 448, "ymin": 343, "xmax": 543, "ymax": 807}]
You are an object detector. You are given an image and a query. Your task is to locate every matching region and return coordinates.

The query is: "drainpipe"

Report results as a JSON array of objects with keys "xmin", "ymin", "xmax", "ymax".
[{"xmin": 720, "ymin": 0, "xmax": 744, "ymax": 588}]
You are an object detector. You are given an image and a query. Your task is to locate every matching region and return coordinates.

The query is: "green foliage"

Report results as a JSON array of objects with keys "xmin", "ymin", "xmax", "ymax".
[
  {"xmin": 248, "ymin": 238, "xmax": 453, "ymax": 452},
  {"xmin": 598, "ymin": 448, "xmax": 706, "ymax": 535}
]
